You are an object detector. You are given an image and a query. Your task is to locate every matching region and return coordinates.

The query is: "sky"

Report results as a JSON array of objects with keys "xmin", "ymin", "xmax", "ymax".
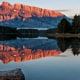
[{"xmin": 0, "ymin": 0, "xmax": 80, "ymax": 10}]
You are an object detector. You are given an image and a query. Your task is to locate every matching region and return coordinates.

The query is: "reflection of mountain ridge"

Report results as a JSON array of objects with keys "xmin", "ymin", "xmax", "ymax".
[
  {"xmin": 0, "ymin": 39, "xmax": 58, "ymax": 50},
  {"xmin": 1, "ymin": 37, "xmax": 80, "ymax": 56},
  {"xmin": 0, "ymin": 44, "xmax": 61, "ymax": 64},
  {"xmin": 1, "ymin": 37, "xmax": 80, "ymax": 64}
]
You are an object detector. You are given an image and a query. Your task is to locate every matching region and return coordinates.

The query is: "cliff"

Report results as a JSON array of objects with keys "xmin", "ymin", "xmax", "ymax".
[
  {"xmin": 0, "ymin": 2, "xmax": 64, "ymax": 21},
  {"xmin": 0, "ymin": 2, "xmax": 65, "ymax": 28}
]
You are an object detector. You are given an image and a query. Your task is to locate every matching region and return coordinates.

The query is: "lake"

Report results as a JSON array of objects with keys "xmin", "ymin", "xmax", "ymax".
[{"xmin": 0, "ymin": 37, "xmax": 80, "ymax": 80}]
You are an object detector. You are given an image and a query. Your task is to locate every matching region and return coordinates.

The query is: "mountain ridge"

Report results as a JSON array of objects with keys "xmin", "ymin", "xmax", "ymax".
[{"xmin": 0, "ymin": 2, "xmax": 65, "ymax": 28}]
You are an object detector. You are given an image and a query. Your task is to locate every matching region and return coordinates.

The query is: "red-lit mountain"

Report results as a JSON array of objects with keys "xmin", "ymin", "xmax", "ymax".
[{"xmin": 0, "ymin": 2, "xmax": 65, "ymax": 28}]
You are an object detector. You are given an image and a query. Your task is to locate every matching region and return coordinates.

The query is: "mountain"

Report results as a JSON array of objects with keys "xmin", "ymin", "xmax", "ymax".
[{"xmin": 0, "ymin": 2, "xmax": 65, "ymax": 28}]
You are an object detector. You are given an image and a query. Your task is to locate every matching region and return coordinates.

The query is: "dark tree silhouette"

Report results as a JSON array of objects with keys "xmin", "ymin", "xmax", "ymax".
[
  {"xmin": 57, "ymin": 18, "xmax": 71, "ymax": 33},
  {"xmin": 71, "ymin": 38, "xmax": 80, "ymax": 56},
  {"xmin": 57, "ymin": 38, "xmax": 71, "ymax": 52},
  {"xmin": 72, "ymin": 15, "xmax": 80, "ymax": 33},
  {"xmin": 57, "ymin": 37, "xmax": 80, "ymax": 56}
]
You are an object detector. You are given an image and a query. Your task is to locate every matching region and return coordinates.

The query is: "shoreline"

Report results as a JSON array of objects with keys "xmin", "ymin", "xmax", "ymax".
[{"xmin": 46, "ymin": 33, "xmax": 80, "ymax": 38}]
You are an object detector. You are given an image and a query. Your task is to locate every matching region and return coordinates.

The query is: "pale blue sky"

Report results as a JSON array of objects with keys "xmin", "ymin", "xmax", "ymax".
[{"xmin": 0, "ymin": 0, "xmax": 80, "ymax": 10}]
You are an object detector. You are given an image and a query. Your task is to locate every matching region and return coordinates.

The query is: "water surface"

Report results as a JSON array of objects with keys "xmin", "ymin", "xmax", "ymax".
[{"xmin": 0, "ymin": 37, "xmax": 80, "ymax": 80}]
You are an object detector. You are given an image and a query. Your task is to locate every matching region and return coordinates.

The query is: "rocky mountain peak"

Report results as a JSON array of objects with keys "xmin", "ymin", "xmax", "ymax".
[{"xmin": 0, "ymin": 2, "xmax": 65, "ymax": 28}]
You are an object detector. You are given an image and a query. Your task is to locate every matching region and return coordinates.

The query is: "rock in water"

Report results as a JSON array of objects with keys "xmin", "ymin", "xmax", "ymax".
[{"xmin": 0, "ymin": 68, "xmax": 25, "ymax": 80}]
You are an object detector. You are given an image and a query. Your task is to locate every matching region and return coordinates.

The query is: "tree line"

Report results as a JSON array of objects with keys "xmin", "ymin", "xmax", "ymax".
[{"xmin": 57, "ymin": 15, "xmax": 80, "ymax": 33}]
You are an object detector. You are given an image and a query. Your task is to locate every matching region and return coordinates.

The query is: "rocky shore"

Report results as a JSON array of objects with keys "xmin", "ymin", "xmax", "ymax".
[{"xmin": 0, "ymin": 68, "xmax": 25, "ymax": 80}]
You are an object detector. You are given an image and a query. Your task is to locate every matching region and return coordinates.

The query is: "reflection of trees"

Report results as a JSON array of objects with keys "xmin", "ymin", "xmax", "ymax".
[
  {"xmin": 56, "ymin": 38, "xmax": 80, "ymax": 56},
  {"xmin": 71, "ymin": 38, "xmax": 80, "ymax": 56},
  {"xmin": 57, "ymin": 38, "xmax": 71, "ymax": 52}
]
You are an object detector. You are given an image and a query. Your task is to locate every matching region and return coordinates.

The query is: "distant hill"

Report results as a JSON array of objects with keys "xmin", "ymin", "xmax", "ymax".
[
  {"xmin": 59, "ymin": 9, "xmax": 80, "ymax": 18},
  {"xmin": 0, "ymin": 2, "xmax": 65, "ymax": 28}
]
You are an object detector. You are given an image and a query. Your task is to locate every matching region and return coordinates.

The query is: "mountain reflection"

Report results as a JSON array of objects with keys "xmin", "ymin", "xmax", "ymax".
[
  {"xmin": 0, "ymin": 37, "xmax": 80, "ymax": 64},
  {"xmin": 0, "ymin": 44, "xmax": 61, "ymax": 64}
]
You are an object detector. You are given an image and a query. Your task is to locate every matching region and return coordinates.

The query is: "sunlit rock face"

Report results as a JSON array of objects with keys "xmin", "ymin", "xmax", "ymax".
[
  {"xmin": 0, "ymin": 2, "xmax": 64, "ymax": 21},
  {"xmin": 0, "ymin": 45, "xmax": 61, "ymax": 64},
  {"xmin": 0, "ymin": 2, "xmax": 65, "ymax": 28}
]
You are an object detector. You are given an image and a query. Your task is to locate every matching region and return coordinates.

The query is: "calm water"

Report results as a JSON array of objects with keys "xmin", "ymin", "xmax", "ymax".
[{"xmin": 0, "ymin": 37, "xmax": 80, "ymax": 80}]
